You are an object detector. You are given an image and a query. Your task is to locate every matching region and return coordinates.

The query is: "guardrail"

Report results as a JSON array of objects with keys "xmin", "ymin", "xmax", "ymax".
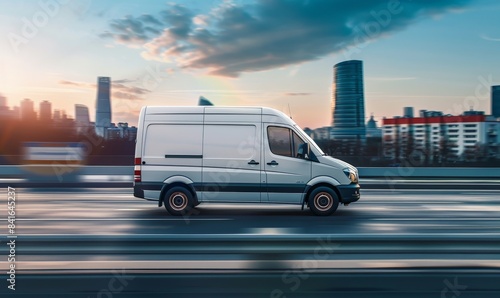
[
  {"xmin": 359, "ymin": 167, "xmax": 500, "ymax": 178},
  {"xmin": 0, "ymin": 165, "xmax": 499, "ymax": 189}
]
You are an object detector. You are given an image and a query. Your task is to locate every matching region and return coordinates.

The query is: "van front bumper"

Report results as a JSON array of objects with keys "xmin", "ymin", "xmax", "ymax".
[{"xmin": 337, "ymin": 184, "xmax": 360, "ymax": 203}]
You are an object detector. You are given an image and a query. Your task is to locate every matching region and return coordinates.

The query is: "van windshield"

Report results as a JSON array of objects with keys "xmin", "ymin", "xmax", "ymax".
[{"xmin": 293, "ymin": 125, "xmax": 326, "ymax": 156}]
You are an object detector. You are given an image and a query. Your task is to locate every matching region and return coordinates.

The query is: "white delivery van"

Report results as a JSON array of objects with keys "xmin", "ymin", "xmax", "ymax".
[{"xmin": 133, "ymin": 106, "xmax": 360, "ymax": 216}]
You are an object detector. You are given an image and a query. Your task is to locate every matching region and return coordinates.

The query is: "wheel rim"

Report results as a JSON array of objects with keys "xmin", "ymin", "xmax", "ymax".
[
  {"xmin": 169, "ymin": 192, "xmax": 188, "ymax": 211},
  {"xmin": 313, "ymin": 192, "xmax": 333, "ymax": 211}
]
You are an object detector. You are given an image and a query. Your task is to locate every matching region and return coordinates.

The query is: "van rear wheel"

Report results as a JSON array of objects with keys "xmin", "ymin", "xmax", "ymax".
[
  {"xmin": 308, "ymin": 187, "xmax": 339, "ymax": 216},
  {"xmin": 164, "ymin": 186, "xmax": 194, "ymax": 216}
]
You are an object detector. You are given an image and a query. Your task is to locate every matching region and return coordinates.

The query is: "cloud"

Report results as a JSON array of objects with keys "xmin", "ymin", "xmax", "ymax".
[
  {"xmin": 111, "ymin": 83, "xmax": 150, "ymax": 101},
  {"xmin": 59, "ymin": 80, "xmax": 93, "ymax": 88},
  {"xmin": 112, "ymin": 83, "xmax": 150, "ymax": 95},
  {"xmin": 58, "ymin": 79, "xmax": 150, "ymax": 101},
  {"xmin": 367, "ymin": 76, "xmax": 417, "ymax": 81},
  {"xmin": 480, "ymin": 34, "xmax": 500, "ymax": 42},
  {"xmin": 102, "ymin": 0, "xmax": 471, "ymax": 77},
  {"xmin": 113, "ymin": 78, "xmax": 135, "ymax": 84},
  {"xmin": 100, "ymin": 14, "xmax": 164, "ymax": 46},
  {"xmin": 285, "ymin": 92, "xmax": 311, "ymax": 96}
]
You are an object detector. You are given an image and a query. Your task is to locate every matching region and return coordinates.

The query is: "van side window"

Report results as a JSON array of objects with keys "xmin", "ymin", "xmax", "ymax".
[
  {"xmin": 267, "ymin": 127, "xmax": 307, "ymax": 158},
  {"xmin": 292, "ymin": 131, "xmax": 305, "ymax": 158},
  {"xmin": 268, "ymin": 126, "xmax": 292, "ymax": 157}
]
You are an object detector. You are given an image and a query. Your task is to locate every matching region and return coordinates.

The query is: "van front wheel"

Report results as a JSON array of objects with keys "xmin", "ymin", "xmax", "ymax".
[
  {"xmin": 308, "ymin": 187, "xmax": 339, "ymax": 216},
  {"xmin": 164, "ymin": 186, "xmax": 194, "ymax": 216}
]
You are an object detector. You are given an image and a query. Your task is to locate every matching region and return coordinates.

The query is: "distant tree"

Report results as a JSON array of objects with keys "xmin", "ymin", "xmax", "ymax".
[
  {"xmin": 365, "ymin": 136, "xmax": 382, "ymax": 159},
  {"xmin": 473, "ymin": 143, "xmax": 488, "ymax": 162},
  {"xmin": 439, "ymin": 138, "xmax": 457, "ymax": 164},
  {"xmin": 402, "ymin": 133, "xmax": 416, "ymax": 165}
]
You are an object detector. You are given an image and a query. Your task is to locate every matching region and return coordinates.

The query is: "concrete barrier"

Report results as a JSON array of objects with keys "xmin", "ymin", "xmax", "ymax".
[
  {"xmin": 1, "ymin": 165, "xmax": 499, "ymax": 180},
  {"xmin": 358, "ymin": 167, "xmax": 500, "ymax": 178}
]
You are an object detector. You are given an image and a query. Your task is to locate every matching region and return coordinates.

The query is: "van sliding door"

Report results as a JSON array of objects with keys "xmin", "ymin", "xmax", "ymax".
[{"xmin": 201, "ymin": 124, "xmax": 262, "ymax": 202}]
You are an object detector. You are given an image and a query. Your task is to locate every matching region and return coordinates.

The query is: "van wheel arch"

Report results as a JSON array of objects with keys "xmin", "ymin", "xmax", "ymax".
[
  {"xmin": 306, "ymin": 185, "xmax": 340, "ymax": 216},
  {"xmin": 159, "ymin": 182, "xmax": 199, "ymax": 207},
  {"xmin": 304, "ymin": 183, "xmax": 342, "ymax": 207}
]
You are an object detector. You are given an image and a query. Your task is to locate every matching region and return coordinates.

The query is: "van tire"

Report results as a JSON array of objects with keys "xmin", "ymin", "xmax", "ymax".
[
  {"xmin": 164, "ymin": 186, "xmax": 195, "ymax": 216},
  {"xmin": 308, "ymin": 187, "xmax": 339, "ymax": 216}
]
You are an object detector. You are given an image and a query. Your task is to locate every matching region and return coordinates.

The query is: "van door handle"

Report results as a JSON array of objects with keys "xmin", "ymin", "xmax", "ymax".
[
  {"xmin": 267, "ymin": 160, "xmax": 279, "ymax": 166},
  {"xmin": 248, "ymin": 160, "xmax": 259, "ymax": 165}
]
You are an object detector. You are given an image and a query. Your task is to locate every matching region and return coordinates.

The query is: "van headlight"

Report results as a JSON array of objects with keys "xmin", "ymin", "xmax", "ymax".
[{"xmin": 343, "ymin": 168, "xmax": 358, "ymax": 183}]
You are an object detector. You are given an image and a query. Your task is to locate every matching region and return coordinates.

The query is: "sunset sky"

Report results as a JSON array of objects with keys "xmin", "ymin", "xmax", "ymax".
[{"xmin": 1, "ymin": 0, "xmax": 500, "ymax": 129}]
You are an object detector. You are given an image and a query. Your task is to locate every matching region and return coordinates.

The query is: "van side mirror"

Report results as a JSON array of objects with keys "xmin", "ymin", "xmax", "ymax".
[{"xmin": 297, "ymin": 143, "xmax": 310, "ymax": 159}]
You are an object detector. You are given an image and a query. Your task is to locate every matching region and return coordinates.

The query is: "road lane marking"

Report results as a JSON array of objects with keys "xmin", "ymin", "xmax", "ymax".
[
  {"xmin": 4, "ymin": 259, "xmax": 500, "ymax": 271},
  {"xmin": 15, "ymin": 218, "xmax": 233, "ymax": 221}
]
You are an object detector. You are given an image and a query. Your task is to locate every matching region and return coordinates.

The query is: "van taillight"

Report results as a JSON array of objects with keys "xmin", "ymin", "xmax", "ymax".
[{"xmin": 134, "ymin": 157, "xmax": 141, "ymax": 182}]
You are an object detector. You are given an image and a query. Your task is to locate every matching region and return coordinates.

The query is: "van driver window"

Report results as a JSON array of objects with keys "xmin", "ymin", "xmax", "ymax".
[
  {"xmin": 268, "ymin": 126, "xmax": 292, "ymax": 157},
  {"xmin": 292, "ymin": 131, "xmax": 305, "ymax": 157}
]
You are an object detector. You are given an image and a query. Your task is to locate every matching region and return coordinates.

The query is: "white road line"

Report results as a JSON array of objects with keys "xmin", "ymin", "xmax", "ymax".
[
  {"xmin": 5, "ymin": 259, "xmax": 500, "ymax": 270},
  {"xmin": 16, "ymin": 218, "xmax": 233, "ymax": 221},
  {"xmin": 372, "ymin": 218, "xmax": 500, "ymax": 221}
]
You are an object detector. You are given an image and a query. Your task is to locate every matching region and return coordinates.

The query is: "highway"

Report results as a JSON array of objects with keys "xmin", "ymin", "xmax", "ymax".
[{"xmin": 1, "ymin": 187, "xmax": 500, "ymax": 297}]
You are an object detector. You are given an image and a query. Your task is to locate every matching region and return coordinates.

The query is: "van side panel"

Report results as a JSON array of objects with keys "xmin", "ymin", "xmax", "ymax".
[
  {"xmin": 141, "ymin": 119, "xmax": 203, "ymax": 200},
  {"xmin": 200, "ymin": 123, "xmax": 262, "ymax": 202}
]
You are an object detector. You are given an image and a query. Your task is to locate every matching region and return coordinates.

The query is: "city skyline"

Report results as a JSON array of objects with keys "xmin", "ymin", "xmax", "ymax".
[
  {"xmin": 1, "ymin": 69, "xmax": 499, "ymax": 130},
  {"xmin": 1, "ymin": 0, "xmax": 500, "ymax": 129}
]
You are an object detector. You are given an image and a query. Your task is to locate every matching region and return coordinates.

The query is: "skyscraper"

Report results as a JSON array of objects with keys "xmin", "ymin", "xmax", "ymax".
[
  {"xmin": 75, "ymin": 104, "xmax": 91, "ymax": 133},
  {"xmin": 53, "ymin": 110, "xmax": 61, "ymax": 122},
  {"xmin": 330, "ymin": 60, "xmax": 366, "ymax": 140},
  {"xmin": 20, "ymin": 98, "xmax": 36, "ymax": 120},
  {"xmin": 39, "ymin": 100, "xmax": 52, "ymax": 121},
  {"xmin": 492, "ymin": 85, "xmax": 500, "ymax": 118},
  {"xmin": 95, "ymin": 77, "xmax": 112, "ymax": 137},
  {"xmin": 0, "ymin": 95, "xmax": 6, "ymax": 107}
]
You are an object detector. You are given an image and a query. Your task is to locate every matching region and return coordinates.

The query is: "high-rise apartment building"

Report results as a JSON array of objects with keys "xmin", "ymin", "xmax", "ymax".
[
  {"xmin": 20, "ymin": 98, "xmax": 36, "ymax": 120},
  {"xmin": 75, "ymin": 104, "xmax": 91, "ymax": 133},
  {"xmin": 39, "ymin": 100, "xmax": 52, "ymax": 121},
  {"xmin": 382, "ymin": 112, "xmax": 500, "ymax": 161}
]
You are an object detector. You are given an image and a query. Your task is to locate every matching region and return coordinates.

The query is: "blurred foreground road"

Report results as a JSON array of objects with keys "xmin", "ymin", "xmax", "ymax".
[{"xmin": 1, "ymin": 187, "xmax": 500, "ymax": 297}]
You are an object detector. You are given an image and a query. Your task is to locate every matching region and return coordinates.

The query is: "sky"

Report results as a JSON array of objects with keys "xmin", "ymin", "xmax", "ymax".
[{"xmin": 0, "ymin": 0, "xmax": 500, "ymax": 129}]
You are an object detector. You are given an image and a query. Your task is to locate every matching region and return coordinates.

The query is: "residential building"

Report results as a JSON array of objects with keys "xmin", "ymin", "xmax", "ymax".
[
  {"xmin": 75, "ymin": 104, "xmax": 91, "ymax": 133},
  {"xmin": 20, "ymin": 98, "xmax": 37, "ymax": 120},
  {"xmin": 39, "ymin": 100, "xmax": 52, "ymax": 121},
  {"xmin": 383, "ymin": 111, "xmax": 500, "ymax": 161}
]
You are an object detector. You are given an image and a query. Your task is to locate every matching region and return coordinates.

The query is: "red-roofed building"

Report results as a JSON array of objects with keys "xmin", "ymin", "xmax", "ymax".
[{"xmin": 382, "ymin": 112, "xmax": 500, "ymax": 162}]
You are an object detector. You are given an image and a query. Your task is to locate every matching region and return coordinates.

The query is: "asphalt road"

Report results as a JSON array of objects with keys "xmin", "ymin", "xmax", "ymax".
[
  {"xmin": 6, "ymin": 188, "xmax": 500, "ymax": 235},
  {"xmin": 1, "ymin": 187, "xmax": 500, "ymax": 297}
]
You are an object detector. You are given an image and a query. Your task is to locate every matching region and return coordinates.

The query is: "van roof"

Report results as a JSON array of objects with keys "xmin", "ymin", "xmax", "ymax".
[{"xmin": 143, "ymin": 106, "xmax": 297, "ymax": 125}]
